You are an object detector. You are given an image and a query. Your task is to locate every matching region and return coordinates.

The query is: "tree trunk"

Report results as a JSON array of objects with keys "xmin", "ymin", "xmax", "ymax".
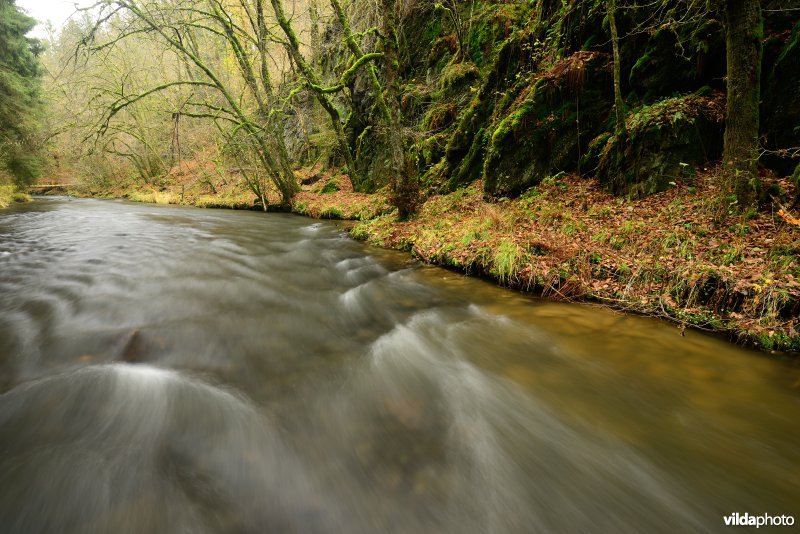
[
  {"xmin": 106, "ymin": 1, "xmax": 300, "ymax": 205},
  {"xmin": 381, "ymin": 0, "xmax": 417, "ymax": 218},
  {"xmin": 723, "ymin": 0, "xmax": 762, "ymax": 208},
  {"xmin": 607, "ymin": 0, "xmax": 625, "ymax": 139},
  {"xmin": 269, "ymin": 0, "xmax": 360, "ymax": 185}
]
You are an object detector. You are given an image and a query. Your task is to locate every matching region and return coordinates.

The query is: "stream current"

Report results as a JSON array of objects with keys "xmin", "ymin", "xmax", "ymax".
[{"xmin": 0, "ymin": 197, "xmax": 798, "ymax": 533}]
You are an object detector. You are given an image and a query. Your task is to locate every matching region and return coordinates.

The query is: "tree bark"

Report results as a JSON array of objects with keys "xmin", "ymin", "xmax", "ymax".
[
  {"xmin": 607, "ymin": 0, "xmax": 625, "ymax": 139},
  {"xmin": 723, "ymin": 0, "xmax": 762, "ymax": 208},
  {"xmin": 269, "ymin": 0, "xmax": 360, "ymax": 185},
  {"xmin": 381, "ymin": 0, "xmax": 417, "ymax": 218}
]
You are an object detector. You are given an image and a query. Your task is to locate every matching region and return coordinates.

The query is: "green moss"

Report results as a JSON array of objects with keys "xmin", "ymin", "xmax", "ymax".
[
  {"xmin": 597, "ymin": 92, "xmax": 724, "ymax": 196},
  {"xmin": 424, "ymin": 18, "xmax": 442, "ymax": 42},
  {"xmin": 127, "ymin": 190, "xmax": 156, "ymax": 203},
  {"xmin": 320, "ymin": 207, "xmax": 343, "ymax": 219},
  {"xmin": 439, "ymin": 61, "xmax": 479, "ymax": 92},
  {"xmin": 293, "ymin": 201, "xmax": 309, "ymax": 215},
  {"xmin": 677, "ymin": 310, "xmax": 725, "ymax": 330},
  {"xmin": 755, "ymin": 330, "xmax": 800, "ymax": 353},
  {"xmin": 422, "ymin": 103, "xmax": 457, "ymax": 131},
  {"xmin": 461, "ymin": 229, "xmax": 482, "ymax": 245},
  {"xmin": 491, "ymin": 92, "xmax": 539, "ymax": 143},
  {"xmin": 194, "ymin": 195, "xmax": 251, "ymax": 209},
  {"xmin": 466, "ymin": 4, "xmax": 530, "ymax": 68},
  {"xmin": 0, "ymin": 185, "xmax": 13, "ymax": 208},
  {"xmin": 0, "ymin": 185, "xmax": 33, "ymax": 207},
  {"xmin": 320, "ymin": 179, "xmax": 340, "ymax": 194}
]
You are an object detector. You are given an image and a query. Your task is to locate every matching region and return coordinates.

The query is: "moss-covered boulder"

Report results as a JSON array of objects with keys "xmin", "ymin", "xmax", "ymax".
[
  {"xmin": 482, "ymin": 51, "xmax": 612, "ymax": 198},
  {"xmin": 595, "ymin": 91, "xmax": 725, "ymax": 196}
]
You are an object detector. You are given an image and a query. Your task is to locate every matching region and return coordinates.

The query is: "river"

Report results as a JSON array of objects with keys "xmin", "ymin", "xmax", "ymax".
[{"xmin": 0, "ymin": 197, "xmax": 798, "ymax": 533}]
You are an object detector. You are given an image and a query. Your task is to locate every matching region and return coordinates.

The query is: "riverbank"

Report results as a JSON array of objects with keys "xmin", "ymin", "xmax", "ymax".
[
  {"xmin": 0, "ymin": 185, "xmax": 32, "ymax": 208},
  {"xmin": 48, "ymin": 167, "xmax": 800, "ymax": 354}
]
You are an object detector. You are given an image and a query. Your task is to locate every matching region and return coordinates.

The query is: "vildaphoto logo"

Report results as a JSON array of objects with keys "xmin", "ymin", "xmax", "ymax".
[{"xmin": 723, "ymin": 513, "xmax": 795, "ymax": 528}]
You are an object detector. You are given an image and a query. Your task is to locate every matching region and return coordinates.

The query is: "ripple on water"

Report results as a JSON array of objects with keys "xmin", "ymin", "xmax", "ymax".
[
  {"xmin": 0, "ymin": 364, "xmax": 345, "ymax": 533},
  {"xmin": 1, "ymin": 198, "xmax": 798, "ymax": 533}
]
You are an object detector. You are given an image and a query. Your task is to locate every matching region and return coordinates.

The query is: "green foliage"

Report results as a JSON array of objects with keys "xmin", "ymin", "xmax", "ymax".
[
  {"xmin": 730, "ymin": 223, "xmax": 750, "ymax": 236},
  {"xmin": 320, "ymin": 207, "xmax": 343, "ymax": 219},
  {"xmin": 0, "ymin": 0, "xmax": 44, "ymax": 186},
  {"xmin": 461, "ymin": 229, "xmax": 482, "ymax": 245},
  {"xmin": 424, "ymin": 18, "xmax": 442, "ymax": 42},
  {"xmin": 11, "ymin": 191, "xmax": 31, "ymax": 203},
  {"xmin": 560, "ymin": 219, "xmax": 579, "ymax": 236},
  {"xmin": 465, "ymin": 4, "xmax": 529, "ymax": 68},
  {"xmin": 320, "ymin": 179, "xmax": 340, "ymax": 194},
  {"xmin": 755, "ymin": 331, "xmax": 785, "ymax": 351},
  {"xmin": 711, "ymin": 244, "xmax": 743, "ymax": 266},
  {"xmin": 492, "ymin": 240, "xmax": 522, "ymax": 283},
  {"xmin": 0, "ymin": 185, "xmax": 15, "ymax": 207},
  {"xmin": 421, "ymin": 104, "xmax": 457, "ymax": 133},
  {"xmin": 677, "ymin": 310, "xmax": 725, "ymax": 330}
]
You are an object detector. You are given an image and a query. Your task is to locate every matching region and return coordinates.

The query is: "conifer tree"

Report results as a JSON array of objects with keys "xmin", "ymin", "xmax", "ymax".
[{"xmin": 0, "ymin": 0, "xmax": 44, "ymax": 185}]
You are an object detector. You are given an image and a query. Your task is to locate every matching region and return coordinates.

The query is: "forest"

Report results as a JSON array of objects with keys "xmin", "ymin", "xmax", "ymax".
[
  {"xmin": 1, "ymin": 1, "xmax": 800, "ymax": 531},
  {"xmin": 1, "ymin": 0, "xmax": 799, "ymax": 350}
]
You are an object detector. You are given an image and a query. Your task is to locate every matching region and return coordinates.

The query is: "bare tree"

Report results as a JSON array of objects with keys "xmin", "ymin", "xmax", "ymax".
[{"xmin": 77, "ymin": 0, "xmax": 300, "ymax": 205}]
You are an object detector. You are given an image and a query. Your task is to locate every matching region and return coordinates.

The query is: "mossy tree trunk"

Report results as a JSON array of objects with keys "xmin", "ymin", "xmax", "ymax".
[
  {"xmin": 329, "ymin": 0, "xmax": 390, "ymax": 123},
  {"xmin": 607, "ymin": 0, "xmax": 626, "ymax": 140},
  {"xmin": 381, "ymin": 0, "xmax": 418, "ymax": 218},
  {"xmin": 330, "ymin": 0, "xmax": 416, "ymax": 209},
  {"xmin": 270, "ymin": 0, "xmax": 362, "ymax": 186},
  {"xmin": 723, "ymin": 0, "xmax": 762, "ymax": 208}
]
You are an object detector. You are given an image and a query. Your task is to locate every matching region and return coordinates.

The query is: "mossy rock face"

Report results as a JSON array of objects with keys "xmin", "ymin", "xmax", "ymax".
[
  {"xmin": 629, "ymin": 23, "xmax": 725, "ymax": 103},
  {"xmin": 438, "ymin": 61, "xmax": 479, "ymax": 94},
  {"xmin": 597, "ymin": 92, "xmax": 725, "ymax": 197},
  {"xmin": 352, "ymin": 128, "xmax": 390, "ymax": 193},
  {"xmin": 397, "ymin": 4, "xmax": 444, "ymax": 77},
  {"xmin": 399, "ymin": 83, "xmax": 430, "ymax": 122},
  {"xmin": 483, "ymin": 51, "xmax": 612, "ymax": 198},
  {"xmin": 444, "ymin": 36, "xmax": 525, "ymax": 189},
  {"xmin": 414, "ymin": 131, "xmax": 450, "ymax": 173},
  {"xmin": 466, "ymin": 4, "xmax": 531, "ymax": 68},
  {"xmin": 538, "ymin": 0, "xmax": 606, "ymax": 57},
  {"xmin": 762, "ymin": 21, "xmax": 800, "ymax": 175},
  {"xmin": 423, "ymin": 103, "xmax": 458, "ymax": 131}
]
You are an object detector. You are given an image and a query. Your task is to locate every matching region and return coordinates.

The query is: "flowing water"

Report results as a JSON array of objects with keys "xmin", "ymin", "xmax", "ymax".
[{"xmin": 0, "ymin": 197, "xmax": 798, "ymax": 533}]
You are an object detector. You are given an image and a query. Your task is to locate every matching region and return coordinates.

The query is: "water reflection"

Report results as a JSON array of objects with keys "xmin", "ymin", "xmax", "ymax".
[{"xmin": 0, "ymin": 197, "xmax": 798, "ymax": 533}]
